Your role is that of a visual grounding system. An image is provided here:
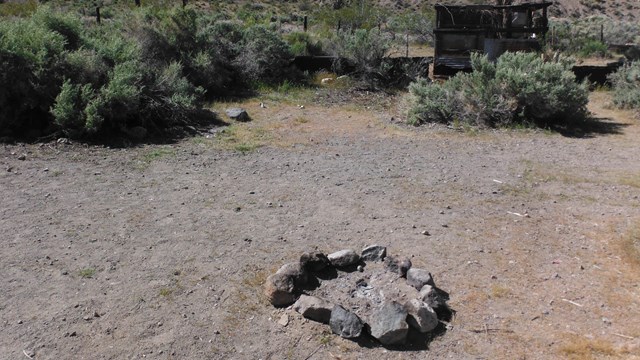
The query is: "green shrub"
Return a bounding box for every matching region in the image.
[407,52,589,128]
[285,31,323,56]
[329,28,390,84]
[235,25,294,84]
[578,39,608,58]
[608,61,640,110]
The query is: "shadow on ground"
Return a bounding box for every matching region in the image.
[551,116,629,138]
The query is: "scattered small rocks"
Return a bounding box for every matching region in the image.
[327,249,360,268]
[329,305,363,339]
[225,108,250,122]
[264,246,452,347]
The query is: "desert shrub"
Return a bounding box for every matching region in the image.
[286,31,323,56]
[387,10,434,46]
[235,25,294,84]
[0,10,67,134]
[329,28,390,84]
[608,61,640,110]
[549,16,640,57]
[578,39,608,58]
[407,52,589,128]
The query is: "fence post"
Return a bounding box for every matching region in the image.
[303,15,308,32]
[182,0,187,7]
[600,24,604,43]
[135,0,140,7]
[96,7,100,24]
[406,32,409,58]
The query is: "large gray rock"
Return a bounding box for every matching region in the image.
[327,249,360,268]
[419,284,447,309]
[276,262,308,288]
[225,108,250,122]
[361,245,386,262]
[384,256,412,277]
[404,299,439,333]
[263,273,296,307]
[329,305,363,338]
[293,295,333,324]
[406,268,435,290]
[370,301,409,345]
[300,251,330,272]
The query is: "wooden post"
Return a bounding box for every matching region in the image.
[303,15,308,32]
[96,7,100,24]
[135,0,140,6]
[182,0,187,7]
[337,19,341,34]
[600,24,604,43]
[406,32,409,58]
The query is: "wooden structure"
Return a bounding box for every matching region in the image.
[433,1,552,76]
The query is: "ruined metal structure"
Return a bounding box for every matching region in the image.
[433,1,552,76]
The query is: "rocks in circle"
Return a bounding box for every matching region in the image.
[293,295,334,324]
[330,305,363,339]
[276,262,308,288]
[225,108,250,122]
[327,249,360,268]
[419,284,448,310]
[406,268,435,290]
[361,245,386,262]
[265,247,452,347]
[370,301,409,345]
[384,256,412,277]
[300,251,330,272]
[263,273,296,307]
[404,299,439,333]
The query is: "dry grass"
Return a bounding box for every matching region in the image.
[559,335,628,359]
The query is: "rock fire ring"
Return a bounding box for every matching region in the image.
[263,245,452,346]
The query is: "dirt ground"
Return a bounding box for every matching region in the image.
[1,90,640,359]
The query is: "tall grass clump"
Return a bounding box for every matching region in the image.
[407,52,589,128]
[608,61,640,110]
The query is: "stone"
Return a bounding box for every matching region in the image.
[419,285,448,309]
[276,262,308,288]
[361,245,386,262]
[225,108,250,122]
[384,256,412,277]
[329,305,363,339]
[404,299,438,333]
[327,249,360,267]
[300,252,330,272]
[263,273,296,307]
[17,154,26,161]
[406,268,435,290]
[278,314,289,327]
[370,301,409,345]
[293,295,333,324]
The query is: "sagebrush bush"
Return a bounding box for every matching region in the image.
[1,4,301,140]
[608,61,640,110]
[407,52,589,128]
[329,28,390,84]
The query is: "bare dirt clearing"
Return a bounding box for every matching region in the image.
[1,91,640,359]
